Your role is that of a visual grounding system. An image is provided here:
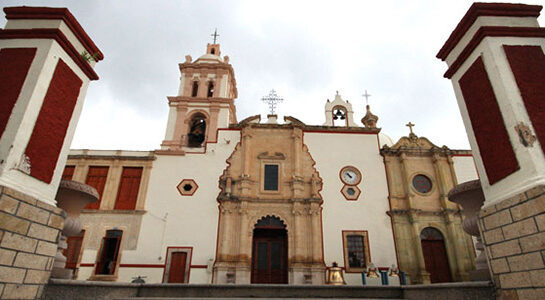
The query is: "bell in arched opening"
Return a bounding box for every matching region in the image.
[187,113,207,147]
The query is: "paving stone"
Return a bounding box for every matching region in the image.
[0,248,16,266]
[0,265,26,283]
[484,209,513,230]
[24,269,50,284]
[491,239,522,258]
[0,194,19,214]
[0,212,30,235]
[502,218,538,240]
[0,232,37,253]
[13,252,49,270]
[35,241,58,257]
[507,252,544,272]
[519,231,545,253]
[27,223,59,242]
[16,202,49,224]
[2,283,39,299]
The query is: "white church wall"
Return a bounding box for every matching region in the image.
[452,155,479,184]
[134,129,240,283]
[304,131,397,285]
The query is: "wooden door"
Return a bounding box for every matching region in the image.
[251,229,287,284]
[168,252,188,283]
[421,228,452,283]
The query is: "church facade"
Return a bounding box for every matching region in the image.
[61,43,478,285]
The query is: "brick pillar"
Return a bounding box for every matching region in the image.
[0,7,102,299]
[437,3,545,299]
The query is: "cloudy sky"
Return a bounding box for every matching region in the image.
[2,1,544,150]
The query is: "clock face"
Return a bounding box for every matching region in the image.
[340,167,361,185]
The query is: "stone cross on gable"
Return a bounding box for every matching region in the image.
[261,89,284,115]
[211,28,219,44]
[406,122,415,134]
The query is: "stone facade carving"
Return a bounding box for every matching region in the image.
[215,122,325,284]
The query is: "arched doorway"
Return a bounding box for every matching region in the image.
[251,216,288,284]
[420,227,452,283]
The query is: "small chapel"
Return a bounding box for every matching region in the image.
[59,42,478,285]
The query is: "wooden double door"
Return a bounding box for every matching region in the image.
[251,228,288,284]
[421,227,452,283]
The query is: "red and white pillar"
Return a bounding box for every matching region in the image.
[0,7,103,205]
[438,3,545,298]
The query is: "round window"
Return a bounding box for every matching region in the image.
[412,175,432,194]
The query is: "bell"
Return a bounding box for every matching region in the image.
[333,115,338,120]
[367,262,379,278]
[327,262,346,285]
[389,264,399,277]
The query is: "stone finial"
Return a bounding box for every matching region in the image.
[185,55,192,63]
[223,56,229,64]
[361,105,378,128]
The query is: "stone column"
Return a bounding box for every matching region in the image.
[0,6,102,299]
[438,3,545,298]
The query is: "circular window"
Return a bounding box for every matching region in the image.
[412,175,432,194]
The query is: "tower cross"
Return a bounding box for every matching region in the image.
[406,122,415,134]
[261,89,284,115]
[211,28,219,44]
[362,90,371,105]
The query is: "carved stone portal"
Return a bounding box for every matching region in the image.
[214,123,325,284]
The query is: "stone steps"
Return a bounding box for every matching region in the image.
[43,279,494,300]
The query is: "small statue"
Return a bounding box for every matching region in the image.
[185,55,192,63]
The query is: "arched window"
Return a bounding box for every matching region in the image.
[187,113,207,147]
[207,81,214,98]
[211,48,216,55]
[191,81,199,97]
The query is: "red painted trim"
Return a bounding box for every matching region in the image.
[0,28,99,80]
[303,129,377,135]
[0,48,37,140]
[444,26,545,79]
[161,246,193,283]
[190,265,208,269]
[79,263,94,267]
[452,153,473,157]
[119,264,164,268]
[437,2,542,60]
[3,6,103,60]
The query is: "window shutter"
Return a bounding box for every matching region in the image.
[84,166,109,209]
[114,167,143,210]
[61,165,75,180]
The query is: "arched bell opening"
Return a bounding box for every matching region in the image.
[251,215,288,284]
[187,113,207,147]
[420,227,452,283]
[332,105,347,127]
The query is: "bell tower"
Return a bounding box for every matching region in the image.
[160,42,238,154]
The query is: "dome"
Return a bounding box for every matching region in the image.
[195,53,223,64]
[379,132,394,147]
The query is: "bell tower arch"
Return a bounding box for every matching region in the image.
[323,92,358,127]
[160,42,238,153]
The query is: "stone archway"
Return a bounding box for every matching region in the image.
[251,216,288,284]
[420,227,452,283]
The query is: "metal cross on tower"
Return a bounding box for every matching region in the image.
[261,89,284,115]
[362,90,371,105]
[211,28,219,44]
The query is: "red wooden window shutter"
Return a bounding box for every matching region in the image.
[84,166,109,209]
[63,230,84,269]
[62,165,75,180]
[114,167,143,210]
